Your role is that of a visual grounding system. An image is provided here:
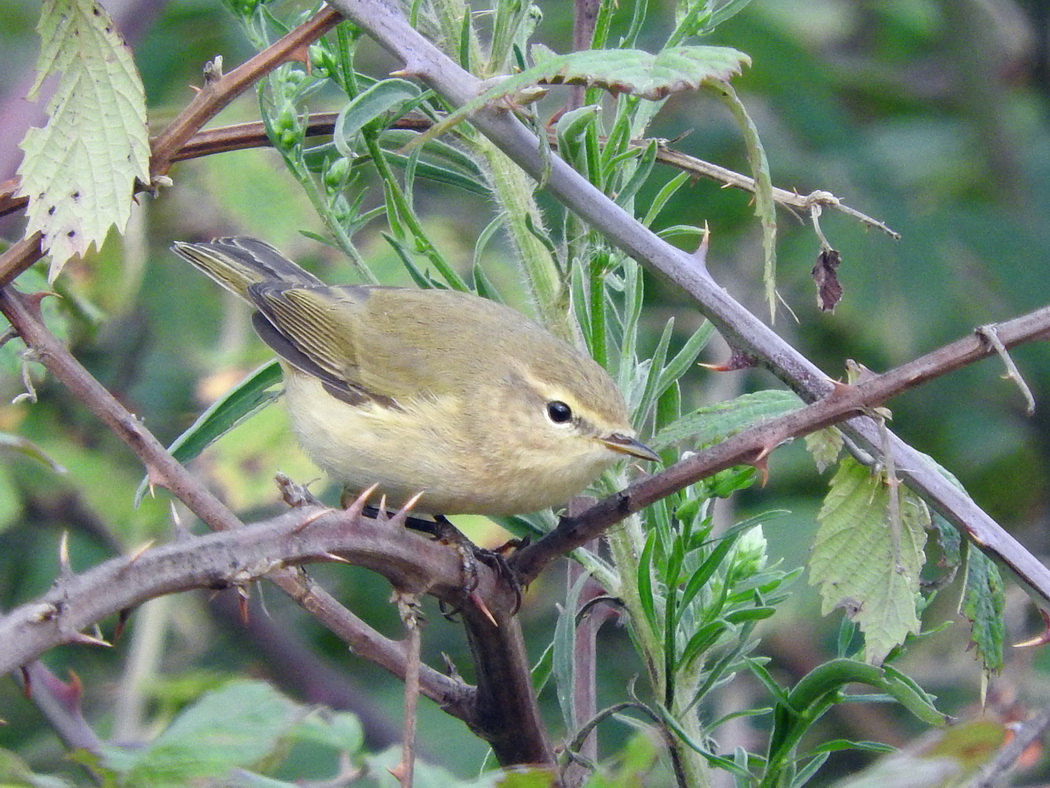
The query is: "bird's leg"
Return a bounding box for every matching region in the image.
[355,500,526,616]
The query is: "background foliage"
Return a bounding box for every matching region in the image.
[3,0,1050,785]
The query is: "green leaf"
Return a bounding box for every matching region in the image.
[379,130,490,196]
[553,573,590,732]
[812,740,896,756]
[809,458,927,665]
[107,680,299,784]
[654,320,714,402]
[789,752,831,788]
[652,390,802,450]
[287,711,364,756]
[134,362,283,506]
[17,0,150,279]
[408,44,749,150]
[0,748,75,787]
[711,81,777,319]
[333,78,420,158]
[0,432,66,473]
[959,544,1005,675]
[637,529,660,636]
[655,704,751,777]
[804,428,843,473]
[642,172,690,227]
[531,44,750,100]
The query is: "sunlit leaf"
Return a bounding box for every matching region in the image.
[17,0,150,279]
[103,681,298,783]
[810,458,927,664]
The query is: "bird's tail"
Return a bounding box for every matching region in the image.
[171,237,324,301]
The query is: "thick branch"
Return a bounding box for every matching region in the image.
[0,506,472,708]
[0,287,474,713]
[325,0,1050,606]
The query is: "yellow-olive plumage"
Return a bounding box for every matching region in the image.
[172,237,658,515]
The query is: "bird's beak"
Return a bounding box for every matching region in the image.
[600,432,661,462]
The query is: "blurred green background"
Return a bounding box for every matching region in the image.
[3,0,1050,783]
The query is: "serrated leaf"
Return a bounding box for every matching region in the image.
[959,544,1005,675]
[530,43,749,99]
[407,43,749,151]
[652,390,802,450]
[17,0,150,280]
[810,458,927,664]
[805,428,843,473]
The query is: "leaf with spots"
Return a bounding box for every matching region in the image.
[16,0,150,280]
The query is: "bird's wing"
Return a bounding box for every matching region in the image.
[248,283,402,409]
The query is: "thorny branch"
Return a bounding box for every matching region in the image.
[3,0,1050,773]
[322,0,1050,607]
[513,305,1050,581]
[0,271,547,764]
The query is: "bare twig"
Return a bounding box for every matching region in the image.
[19,663,103,760]
[976,323,1036,415]
[0,505,469,685]
[654,147,900,238]
[148,6,342,178]
[392,593,422,788]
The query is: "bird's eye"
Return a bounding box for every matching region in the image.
[546,400,573,424]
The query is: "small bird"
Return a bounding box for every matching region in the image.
[172,237,658,517]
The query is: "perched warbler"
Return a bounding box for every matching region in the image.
[172,237,658,516]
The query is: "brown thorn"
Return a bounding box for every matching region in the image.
[388,491,425,529]
[1014,609,1050,648]
[290,508,331,534]
[321,552,353,565]
[343,482,379,521]
[113,608,131,643]
[68,631,112,648]
[698,349,758,373]
[470,591,499,628]
[126,540,155,565]
[751,454,771,487]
